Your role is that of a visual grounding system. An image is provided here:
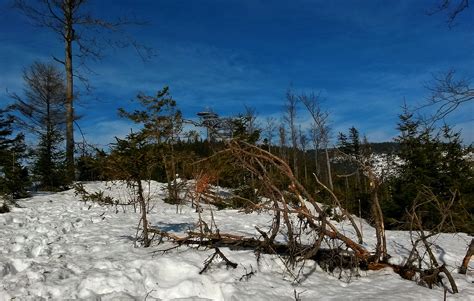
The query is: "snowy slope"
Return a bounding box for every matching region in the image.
[0,182,473,300]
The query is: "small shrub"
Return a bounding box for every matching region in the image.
[217,185,260,210]
[0,195,13,213]
[0,203,10,213]
[73,183,117,205]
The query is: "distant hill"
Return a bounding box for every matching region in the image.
[320,142,400,154]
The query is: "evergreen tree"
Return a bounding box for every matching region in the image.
[438,124,474,233]
[118,87,182,144]
[337,126,361,159]
[337,132,350,154]
[390,106,473,232]
[33,131,65,190]
[119,87,184,204]
[348,126,360,159]
[231,114,261,143]
[77,148,107,181]
[0,108,29,198]
[106,132,157,247]
[335,127,369,216]
[439,124,472,187]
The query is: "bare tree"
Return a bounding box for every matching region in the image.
[363,160,387,262]
[10,61,67,189]
[299,126,308,184]
[429,0,470,26]
[278,124,287,160]
[423,1,473,125]
[309,127,322,177]
[300,92,333,190]
[14,0,152,183]
[284,89,299,178]
[243,105,259,139]
[11,62,66,134]
[263,116,277,151]
[421,70,474,125]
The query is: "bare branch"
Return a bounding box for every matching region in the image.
[427,0,470,26]
[418,70,474,125]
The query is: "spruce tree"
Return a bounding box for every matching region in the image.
[107,132,156,247]
[391,106,473,232]
[337,127,361,159]
[0,108,29,198]
[348,126,361,159]
[118,87,184,204]
[33,130,65,190]
[337,132,350,154]
[391,107,438,223]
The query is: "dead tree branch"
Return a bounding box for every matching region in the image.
[200,247,238,274]
[459,239,473,274]
[405,188,459,293]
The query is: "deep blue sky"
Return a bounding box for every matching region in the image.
[1,0,473,147]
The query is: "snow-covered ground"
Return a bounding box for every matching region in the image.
[0,181,472,300]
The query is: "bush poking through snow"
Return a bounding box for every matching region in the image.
[0,198,10,213]
[73,183,117,205]
[402,187,460,292]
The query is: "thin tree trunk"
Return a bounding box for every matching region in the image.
[64,1,75,183]
[371,185,387,262]
[137,179,150,247]
[355,169,361,190]
[170,143,179,212]
[46,96,52,187]
[314,148,319,176]
[292,148,298,179]
[459,239,473,274]
[325,148,333,190]
[303,151,308,185]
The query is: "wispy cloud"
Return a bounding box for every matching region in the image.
[80,119,140,148]
[2,0,472,146]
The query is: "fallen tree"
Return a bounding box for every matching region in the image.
[148,139,460,294]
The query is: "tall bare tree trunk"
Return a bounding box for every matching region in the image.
[303,152,308,185]
[314,147,319,176]
[64,1,75,183]
[371,184,387,262]
[285,90,298,178]
[293,149,298,179]
[325,148,333,190]
[15,0,152,184]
